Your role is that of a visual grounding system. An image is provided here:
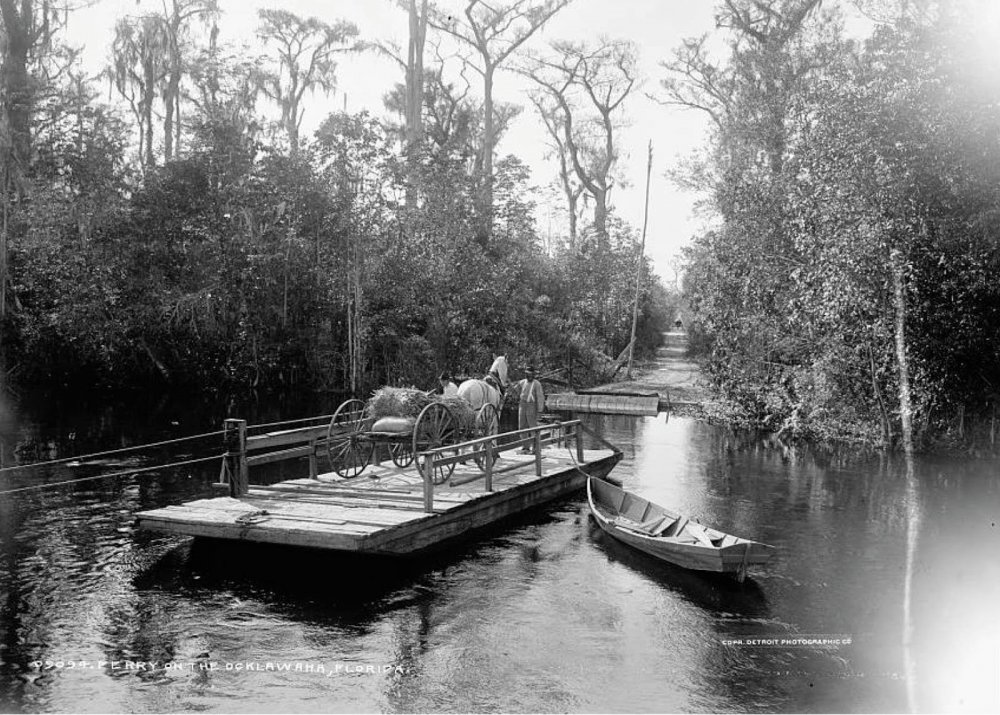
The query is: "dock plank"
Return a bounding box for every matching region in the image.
[164,494,423,527]
[139,507,380,536]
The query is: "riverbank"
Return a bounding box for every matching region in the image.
[610,338,883,445]
[616,333,996,455]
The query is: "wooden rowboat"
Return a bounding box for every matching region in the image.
[587,477,775,580]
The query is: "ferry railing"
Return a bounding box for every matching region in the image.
[416,418,620,513]
[220,415,621,509]
[221,418,337,497]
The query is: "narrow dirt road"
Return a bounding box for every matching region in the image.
[590,331,711,407]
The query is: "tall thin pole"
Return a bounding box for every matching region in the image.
[626,141,653,378]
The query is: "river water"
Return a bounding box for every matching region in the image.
[0,388,997,713]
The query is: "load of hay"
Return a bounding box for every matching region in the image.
[367,387,433,420]
[366,387,477,432]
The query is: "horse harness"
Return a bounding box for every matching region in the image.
[484,371,505,397]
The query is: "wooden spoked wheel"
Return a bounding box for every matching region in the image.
[473,403,499,471]
[388,437,415,468]
[326,399,374,479]
[414,402,457,485]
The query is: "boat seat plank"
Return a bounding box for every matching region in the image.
[610,514,667,537]
[651,517,678,536]
[686,522,717,547]
[666,516,689,537]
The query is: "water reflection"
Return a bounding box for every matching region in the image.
[1,392,998,713]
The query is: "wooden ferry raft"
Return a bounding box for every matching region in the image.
[136,419,621,555]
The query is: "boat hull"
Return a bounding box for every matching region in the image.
[587,478,775,575]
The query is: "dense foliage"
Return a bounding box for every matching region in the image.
[669,0,1000,446]
[0,1,670,396]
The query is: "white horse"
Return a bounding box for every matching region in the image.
[457,355,509,411]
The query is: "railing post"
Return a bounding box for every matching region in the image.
[224,418,248,498]
[484,439,494,492]
[575,423,585,463]
[422,455,435,512]
[533,429,543,475]
[308,437,318,479]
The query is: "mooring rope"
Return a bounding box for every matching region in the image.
[0,454,223,496]
[0,429,227,475]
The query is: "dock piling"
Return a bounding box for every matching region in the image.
[484,440,494,491]
[308,437,319,479]
[422,455,435,513]
[533,431,543,475]
[224,419,248,498]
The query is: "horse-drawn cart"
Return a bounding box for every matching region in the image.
[325,393,500,484]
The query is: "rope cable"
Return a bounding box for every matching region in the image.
[0,428,226,475]
[248,413,335,432]
[0,454,223,496]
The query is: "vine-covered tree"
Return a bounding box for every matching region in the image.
[109,14,169,170]
[158,0,219,160]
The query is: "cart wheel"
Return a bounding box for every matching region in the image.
[388,438,415,468]
[414,402,457,485]
[326,399,373,478]
[473,403,500,471]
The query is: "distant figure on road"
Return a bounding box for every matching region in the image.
[674,319,683,329]
[516,366,545,453]
[439,373,458,397]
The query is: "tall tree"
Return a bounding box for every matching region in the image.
[109,14,169,170]
[1,0,74,322]
[377,0,430,212]
[528,89,582,248]
[157,0,219,161]
[404,0,428,156]
[256,8,359,156]
[526,38,638,250]
[427,0,572,247]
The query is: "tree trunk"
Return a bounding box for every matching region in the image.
[868,342,892,445]
[891,249,914,455]
[478,64,495,247]
[0,190,7,323]
[404,0,427,214]
[567,192,578,249]
[0,0,31,176]
[0,0,33,330]
[287,108,299,158]
[175,92,182,156]
[142,55,156,169]
[593,188,609,249]
[163,70,181,160]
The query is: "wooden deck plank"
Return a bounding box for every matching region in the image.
[237,499,422,526]
[159,495,422,526]
[140,502,393,533]
[139,507,381,535]
[247,485,435,505]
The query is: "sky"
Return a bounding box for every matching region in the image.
[67,0,722,282]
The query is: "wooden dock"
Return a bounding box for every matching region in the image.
[549,330,709,414]
[546,391,660,415]
[136,419,621,555]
